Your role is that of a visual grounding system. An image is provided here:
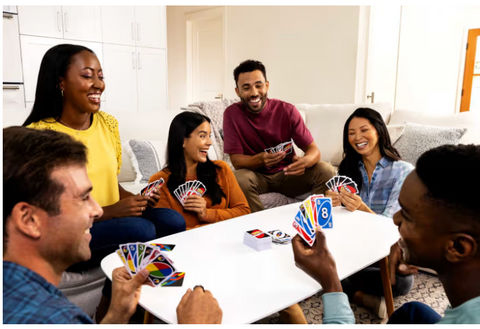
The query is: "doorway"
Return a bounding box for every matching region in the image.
[186,8,225,104]
[460,28,480,112]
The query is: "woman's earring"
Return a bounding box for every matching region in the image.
[61,89,64,97]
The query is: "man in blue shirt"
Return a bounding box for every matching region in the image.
[292,144,480,324]
[3,127,222,324]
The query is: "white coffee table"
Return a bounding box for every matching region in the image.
[101,203,399,324]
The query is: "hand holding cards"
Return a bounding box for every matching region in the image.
[326,175,358,194]
[174,180,206,206]
[141,178,164,197]
[264,139,293,155]
[293,195,333,246]
[116,242,185,287]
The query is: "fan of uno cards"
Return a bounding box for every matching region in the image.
[292,194,333,246]
[116,242,185,287]
[141,178,164,197]
[265,139,293,155]
[326,175,358,194]
[174,180,206,206]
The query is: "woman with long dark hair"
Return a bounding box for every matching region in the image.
[23,44,186,269]
[149,112,250,229]
[327,108,416,319]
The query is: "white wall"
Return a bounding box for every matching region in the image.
[396,5,480,114]
[167,6,221,112]
[167,6,361,110]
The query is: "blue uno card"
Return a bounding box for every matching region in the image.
[315,198,333,229]
[298,204,315,235]
[129,243,139,269]
[294,210,314,238]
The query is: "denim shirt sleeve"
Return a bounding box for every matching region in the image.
[322,292,355,324]
[381,162,414,218]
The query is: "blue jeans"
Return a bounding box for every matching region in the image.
[388,302,442,324]
[69,207,185,271]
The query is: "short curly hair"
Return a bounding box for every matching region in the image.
[233,59,267,87]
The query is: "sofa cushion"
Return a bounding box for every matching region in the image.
[393,122,467,165]
[330,124,406,166]
[296,102,393,163]
[117,142,137,183]
[125,140,165,184]
[389,109,480,145]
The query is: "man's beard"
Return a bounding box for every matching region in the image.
[241,93,267,113]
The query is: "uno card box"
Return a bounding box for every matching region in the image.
[243,229,271,251]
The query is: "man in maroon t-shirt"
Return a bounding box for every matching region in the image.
[223,60,335,214]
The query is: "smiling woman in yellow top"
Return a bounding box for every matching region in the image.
[23,44,185,270]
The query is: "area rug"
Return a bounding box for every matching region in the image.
[253,272,448,324]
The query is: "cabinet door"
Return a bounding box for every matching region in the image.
[134,6,166,49]
[18,6,63,39]
[136,47,167,112]
[101,6,135,46]
[3,14,23,82]
[103,44,138,113]
[3,6,17,14]
[21,36,104,103]
[62,6,102,43]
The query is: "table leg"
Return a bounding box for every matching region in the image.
[379,256,395,317]
[143,310,154,324]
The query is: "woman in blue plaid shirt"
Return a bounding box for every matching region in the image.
[326,108,415,319]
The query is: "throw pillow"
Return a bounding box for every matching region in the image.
[393,123,467,165]
[125,140,165,184]
[330,125,406,166]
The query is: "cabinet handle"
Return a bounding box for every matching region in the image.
[3,13,13,19]
[3,85,20,90]
[64,12,68,32]
[132,52,136,69]
[57,12,61,31]
[138,52,141,69]
[131,22,135,40]
[137,23,140,41]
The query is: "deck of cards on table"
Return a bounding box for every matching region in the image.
[293,195,333,246]
[267,230,292,245]
[264,139,293,154]
[141,178,164,197]
[116,242,186,287]
[174,180,206,206]
[326,175,359,194]
[244,229,272,251]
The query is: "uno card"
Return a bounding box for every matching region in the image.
[128,243,139,269]
[292,219,314,246]
[246,229,270,240]
[144,253,177,286]
[137,243,146,269]
[267,230,292,244]
[298,204,315,234]
[282,140,293,154]
[303,199,316,229]
[161,272,186,287]
[315,198,333,229]
[120,244,137,275]
[116,249,126,265]
[150,243,176,252]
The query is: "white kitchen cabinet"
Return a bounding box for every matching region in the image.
[3,6,17,14]
[18,6,101,42]
[134,6,166,49]
[101,6,135,46]
[103,44,138,113]
[61,6,102,42]
[136,47,167,112]
[20,35,104,103]
[18,6,63,39]
[3,85,27,126]
[3,13,23,83]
